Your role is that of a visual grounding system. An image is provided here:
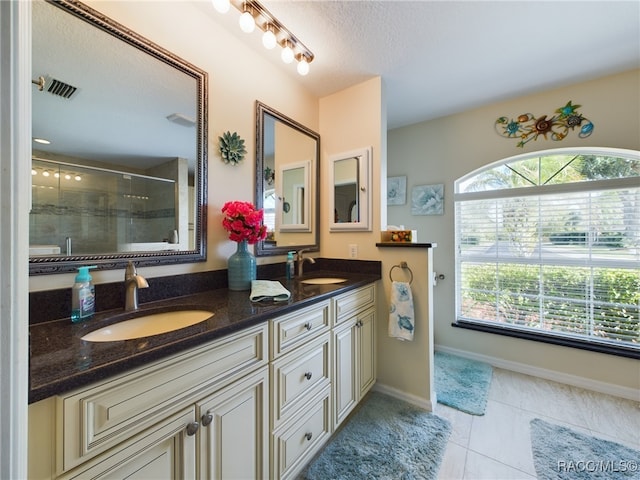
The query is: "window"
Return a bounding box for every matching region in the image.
[455,148,639,357]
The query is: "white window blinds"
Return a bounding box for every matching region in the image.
[456,183,639,348]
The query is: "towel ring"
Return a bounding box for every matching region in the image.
[389,261,413,285]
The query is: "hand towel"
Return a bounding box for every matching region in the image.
[388,281,415,341]
[250,280,291,302]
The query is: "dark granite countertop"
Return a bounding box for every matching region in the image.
[29,271,380,403]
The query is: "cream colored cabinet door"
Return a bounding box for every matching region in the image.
[333,318,357,427]
[197,366,269,480]
[333,306,376,428]
[357,307,376,397]
[58,407,197,480]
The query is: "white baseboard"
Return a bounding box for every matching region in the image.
[435,345,639,402]
[372,383,435,411]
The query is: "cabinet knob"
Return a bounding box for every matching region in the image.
[304,322,313,331]
[185,422,199,436]
[356,320,363,328]
[201,413,213,427]
[304,432,313,441]
[304,371,313,380]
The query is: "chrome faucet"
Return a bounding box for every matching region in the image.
[124,261,149,311]
[297,249,316,277]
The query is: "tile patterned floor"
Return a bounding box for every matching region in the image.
[435,368,640,479]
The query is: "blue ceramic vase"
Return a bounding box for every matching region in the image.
[227,240,256,291]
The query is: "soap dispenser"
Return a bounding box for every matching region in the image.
[71,266,97,323]
[286,251,295,280]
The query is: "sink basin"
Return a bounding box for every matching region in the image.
[300,277,347,285]
[81,310,214,342]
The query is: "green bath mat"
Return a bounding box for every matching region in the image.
[434,351,493,415]
[299,392,451,479]
[530,418,640,479]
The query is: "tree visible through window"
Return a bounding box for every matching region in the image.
[455,148,640,353]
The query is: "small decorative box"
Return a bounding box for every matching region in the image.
[381,230,417,243]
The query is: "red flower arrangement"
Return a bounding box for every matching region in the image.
[221,201,267,244]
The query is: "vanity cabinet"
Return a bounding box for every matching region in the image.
[333,284,376,427]
[269,300,333,480]
[28,281,378,480]
[29,323,268,479]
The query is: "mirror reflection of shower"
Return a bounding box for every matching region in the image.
[30,157,182,255]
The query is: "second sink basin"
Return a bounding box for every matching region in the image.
[81,310,214,342]
[300,277,347,285]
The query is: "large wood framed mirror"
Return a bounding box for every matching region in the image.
[255,102,320,256]
[29,0,207,275]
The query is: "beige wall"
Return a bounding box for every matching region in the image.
[387,69,640,394]
[319,78,439,407]
[29,0,319,291]
[318,76,385,260]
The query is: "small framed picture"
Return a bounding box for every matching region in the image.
[387,176,407,205]
[411,184,444,215]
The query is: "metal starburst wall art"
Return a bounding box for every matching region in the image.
[495,101,594,148]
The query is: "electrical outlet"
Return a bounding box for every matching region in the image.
[349,244,358,258]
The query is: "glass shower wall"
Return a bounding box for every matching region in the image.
[30,158,177,255]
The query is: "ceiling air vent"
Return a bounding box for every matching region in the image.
[46,78,77,99]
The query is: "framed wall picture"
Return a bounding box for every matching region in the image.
[387,176,407,205]
[411,183,444,215]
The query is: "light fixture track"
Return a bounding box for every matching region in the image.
[214,0,314,74]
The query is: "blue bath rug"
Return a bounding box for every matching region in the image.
[434,351,493,415]
[299,391,451,480]
[530,418,640,479]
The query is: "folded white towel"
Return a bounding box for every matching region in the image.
[250,280,291,302]
[388,281,415,341]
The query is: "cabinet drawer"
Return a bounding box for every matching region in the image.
[334,283,376,325]
[271,332,331,429]
[57,323,268,473]
[271,387,331,480]
[270,300,330,359]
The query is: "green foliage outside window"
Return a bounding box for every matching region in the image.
[462,264,639,344]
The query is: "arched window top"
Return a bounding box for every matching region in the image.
[456,147,639,194]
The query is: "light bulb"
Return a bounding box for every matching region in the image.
[54,172,60,179]
[211,0,230,13]
[239,11,255,33]
[281,42,294,64]
[297,56,309,76]
[64,174,71,180]
[74,175,82,181]
[262,28,277,49]
[31,169,37,176]
[42,170,50,177]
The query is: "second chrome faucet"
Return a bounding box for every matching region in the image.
[296,249,316,277]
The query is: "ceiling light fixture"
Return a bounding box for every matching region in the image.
[33,137,51,145]
[296,53,310,76]
[211,0,230,14]
[238,2,256,33]
[281,40,294,64]
[262,24,277,50]
[213,0,314,75]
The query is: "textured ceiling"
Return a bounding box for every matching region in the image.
[213,0,640,129]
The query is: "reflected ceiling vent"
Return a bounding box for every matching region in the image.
[46,77,78,99]
[166,113,196,127]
